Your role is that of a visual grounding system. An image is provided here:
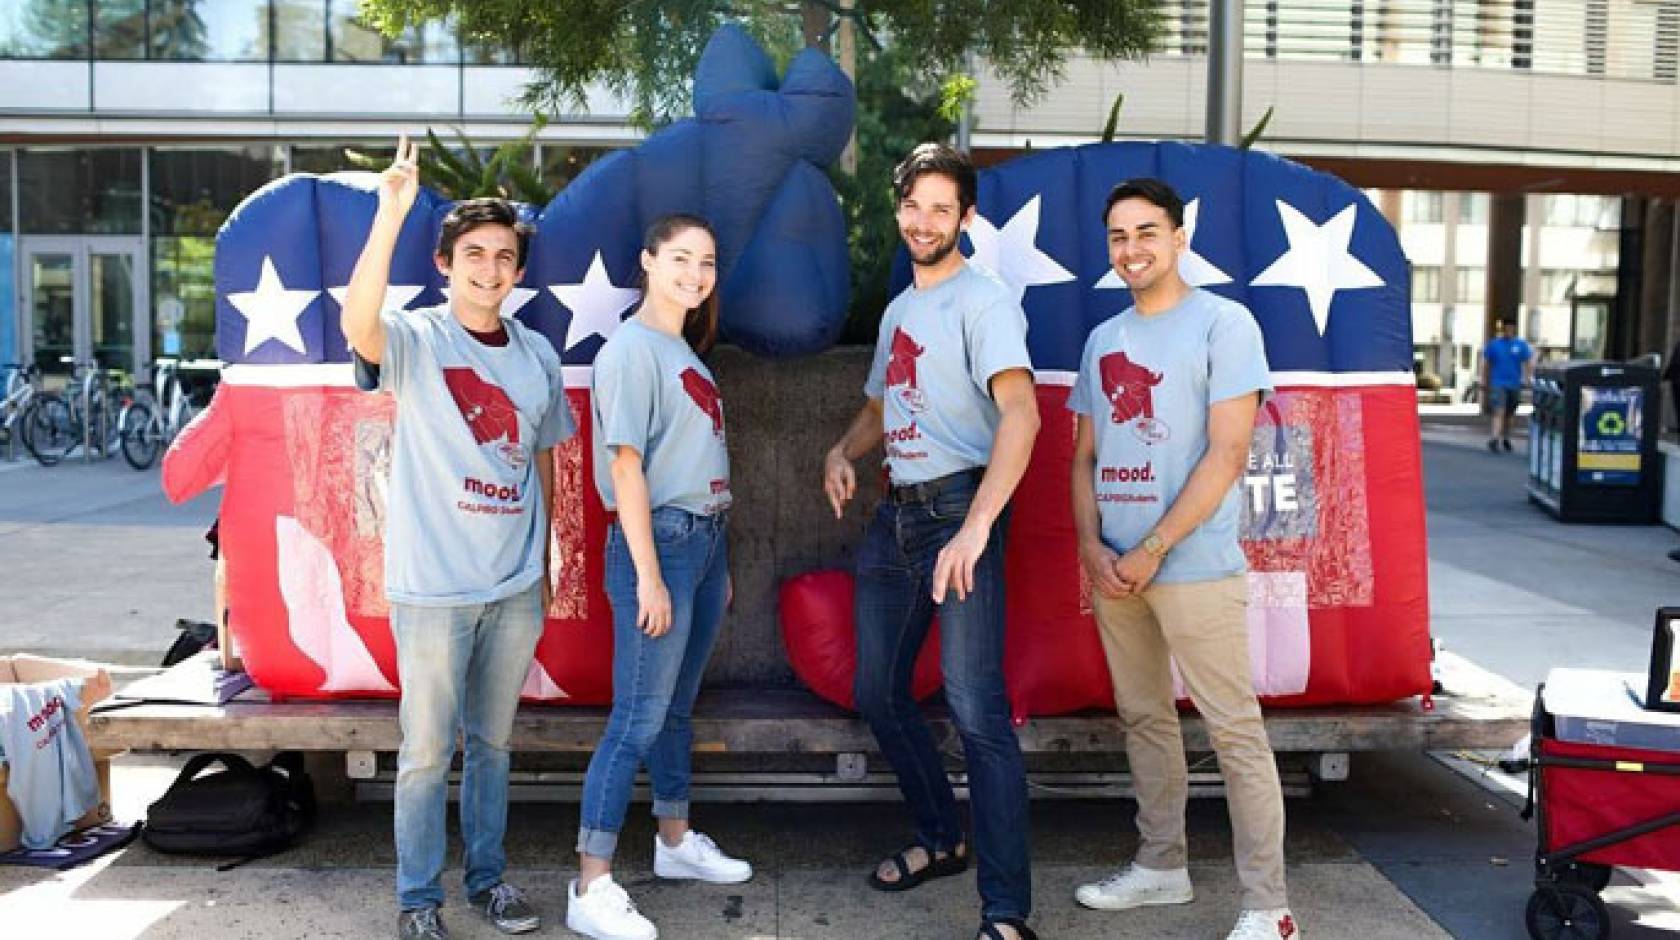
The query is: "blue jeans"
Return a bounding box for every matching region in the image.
[853,475,1031,922]
[577,507,729,858]
[391,580,544,912]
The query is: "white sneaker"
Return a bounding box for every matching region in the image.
[1227,908,1303,940]
[1074,863,1195,910]
[653,830,754,884]
[565,876,657,940]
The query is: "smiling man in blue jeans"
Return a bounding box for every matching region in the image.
[822,143,1042,940]
[343,138,573,940]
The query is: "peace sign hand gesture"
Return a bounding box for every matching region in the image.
[377,134,421,219]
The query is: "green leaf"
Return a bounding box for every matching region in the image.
[342,149,385,172]
[425,127,475,189]
[937,73,978,124]
[1100,92,1124,144]
[1241,106,1274,150]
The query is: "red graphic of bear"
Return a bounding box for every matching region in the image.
[1099,351,1163,425]
[443,366,522,454]
[681,367,725,436]
[884,327,925,390]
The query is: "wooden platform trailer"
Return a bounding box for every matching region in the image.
[87,653,1533,803]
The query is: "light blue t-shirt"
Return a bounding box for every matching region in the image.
[1068,289,1272,584]
[372,305,574,606]
[1483,336,1533,389]
[0,679,101,850]
[591,317,732,516]
[865,263,1033,485]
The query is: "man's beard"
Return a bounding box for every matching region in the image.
[905,228,961,267]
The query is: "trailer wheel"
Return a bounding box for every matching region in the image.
[1555,862,1612,893]
[1526,885,1610,940]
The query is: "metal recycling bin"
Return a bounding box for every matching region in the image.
[1527,360,1663,523]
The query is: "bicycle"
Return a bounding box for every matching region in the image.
[119,358,199,470]
[26,358,125,466]
[0,362,42,459]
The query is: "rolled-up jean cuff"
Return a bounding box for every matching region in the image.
[577,827,620,859]
[652,799,689,820]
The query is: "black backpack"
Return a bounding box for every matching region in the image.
[142,752,316,869]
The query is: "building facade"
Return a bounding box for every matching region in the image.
[4,0,1679,396]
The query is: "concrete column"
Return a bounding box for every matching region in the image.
[1440,193,1461,384]
[1612,196,1646,360]
[1638,198,1673,358]
[1486,193,1526,339]
[1375,189,1403,228]
[1669,208,1680,360]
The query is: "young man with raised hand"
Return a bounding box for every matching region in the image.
[1068,178,1301,940]
[342,136,573,940]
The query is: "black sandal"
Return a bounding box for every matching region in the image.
[977,919,1038,940]
[865,842,969,892]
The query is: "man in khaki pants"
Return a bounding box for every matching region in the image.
[1067,178,1300,940]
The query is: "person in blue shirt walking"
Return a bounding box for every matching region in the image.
[1481,320,1533,453]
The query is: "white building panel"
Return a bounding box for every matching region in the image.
[92,63,268,113]
[1359,67,1452,144]
[0,62,88,111]
[272,65,459,116]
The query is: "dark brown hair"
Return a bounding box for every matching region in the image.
[437,197,534,269]
[642,213,720,355]
[1103,178,1186,229]
[892,142,977,214]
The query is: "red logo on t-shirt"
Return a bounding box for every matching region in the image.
[443,367,526,471]
[885,327,925,390]
[1099,351,1170,444]
[884,327,928,412]
[680,367,725,437]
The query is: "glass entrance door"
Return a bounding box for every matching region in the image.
[19,237,147,381]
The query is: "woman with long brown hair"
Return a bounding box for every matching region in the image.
[567,214,748,940]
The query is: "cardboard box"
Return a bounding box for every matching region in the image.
[0,654,118,853]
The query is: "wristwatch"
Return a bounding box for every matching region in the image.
[1140,532,1169,559]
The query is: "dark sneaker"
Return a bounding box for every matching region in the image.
[398,906,449,940]
[1501,438,1513,452]
[470,882,541,935]
[1487,438,1500,453]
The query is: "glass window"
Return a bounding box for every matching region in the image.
[1538,269,1576,304]
[153,236,219,361]
[1544,195,1578,227]
[18,149,143,235]
[273,0,325,61]
[330,5,456,63]
[1455,267,1485,304]
[1457,193,1489,225]
[149,147,284,236]
[1,0,89,58]
[464,40,520,65]
[539,144,612,194]
[1412,265,1441,303]
[94,0,146,59]
[290,142,392,175]
[150,0,267,61]
[1403,191,1443,224]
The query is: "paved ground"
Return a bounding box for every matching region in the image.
[1,421,1678,938]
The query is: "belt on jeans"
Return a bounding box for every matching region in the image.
[887,467,984,505]
[603,509,727,526]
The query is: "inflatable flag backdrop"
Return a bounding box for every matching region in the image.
[162,25,854,702]
[164,17,1430,712]
[781,142,1433,716]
